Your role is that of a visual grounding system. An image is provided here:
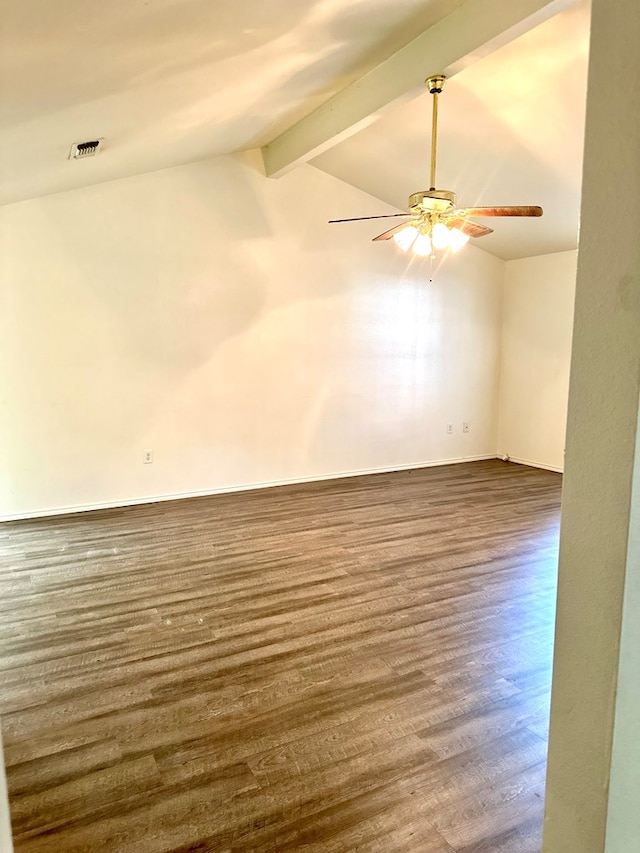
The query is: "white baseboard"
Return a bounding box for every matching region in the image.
[0,454,497,522]
[504,455,564,474]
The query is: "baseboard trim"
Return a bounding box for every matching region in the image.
[505,455,564,474]
[1,454,497,522]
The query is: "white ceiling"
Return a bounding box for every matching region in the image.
[0,0,461,205]
[313,0,591,260]
[0,0,590,260]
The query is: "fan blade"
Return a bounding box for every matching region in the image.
[453,205,543,218]
[328,213,411,223]
[448,218,493,238]
[372,221,416,241]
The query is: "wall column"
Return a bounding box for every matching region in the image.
[542,0,640,850]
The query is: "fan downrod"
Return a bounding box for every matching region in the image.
[425,75,447,190]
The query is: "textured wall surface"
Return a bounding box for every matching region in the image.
[498,250,576,471]
[543,0,640,849]
[0,152,503,518]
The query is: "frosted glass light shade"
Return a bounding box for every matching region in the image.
[449,227,470,252]
[412,233,432,256]
[432,222,451,250]
[393,225,418,252]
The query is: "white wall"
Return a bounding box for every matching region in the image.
[0,727,11,853]
[543,0,640,848]
[605,422,640,852]
[497,250,577,472]
[0,152,504,518]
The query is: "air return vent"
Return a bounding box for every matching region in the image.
[69,139,103,160]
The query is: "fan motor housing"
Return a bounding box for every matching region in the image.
[409,189,456,213]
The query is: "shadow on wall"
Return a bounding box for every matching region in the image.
[47,157,273,372]
[1,146,503,513]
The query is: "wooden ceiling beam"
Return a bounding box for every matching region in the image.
[262,0,573,177]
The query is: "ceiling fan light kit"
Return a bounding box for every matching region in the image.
[393,225,420,252]
[329,75,543,261]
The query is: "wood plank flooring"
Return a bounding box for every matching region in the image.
[0,460,561,852]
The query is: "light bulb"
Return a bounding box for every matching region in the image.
[393,225,418,252]
[448,227,470,252]
[432,222,451,250]
[412,232,432,256]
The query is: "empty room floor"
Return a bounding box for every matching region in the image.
[0,460,561,852]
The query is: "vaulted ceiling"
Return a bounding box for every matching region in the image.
[0,0,590,259]
[314,1,590,259]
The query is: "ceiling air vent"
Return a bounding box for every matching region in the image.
[69,139,103,160]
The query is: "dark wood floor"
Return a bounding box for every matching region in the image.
[0,460,561,852]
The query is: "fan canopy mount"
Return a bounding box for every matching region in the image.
[409,189,457,214]
[426,75,446,95]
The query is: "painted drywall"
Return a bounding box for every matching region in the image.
[497,250,577,472]
[605,410,640,852]
[543,0,640,849]
[0,727,12,853]
[0,151,504,518]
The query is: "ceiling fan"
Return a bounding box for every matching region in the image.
[329,75,543,256]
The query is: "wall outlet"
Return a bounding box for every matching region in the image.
[143,449,153,464]
[463,422,470,433]
[446,423,454,434]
